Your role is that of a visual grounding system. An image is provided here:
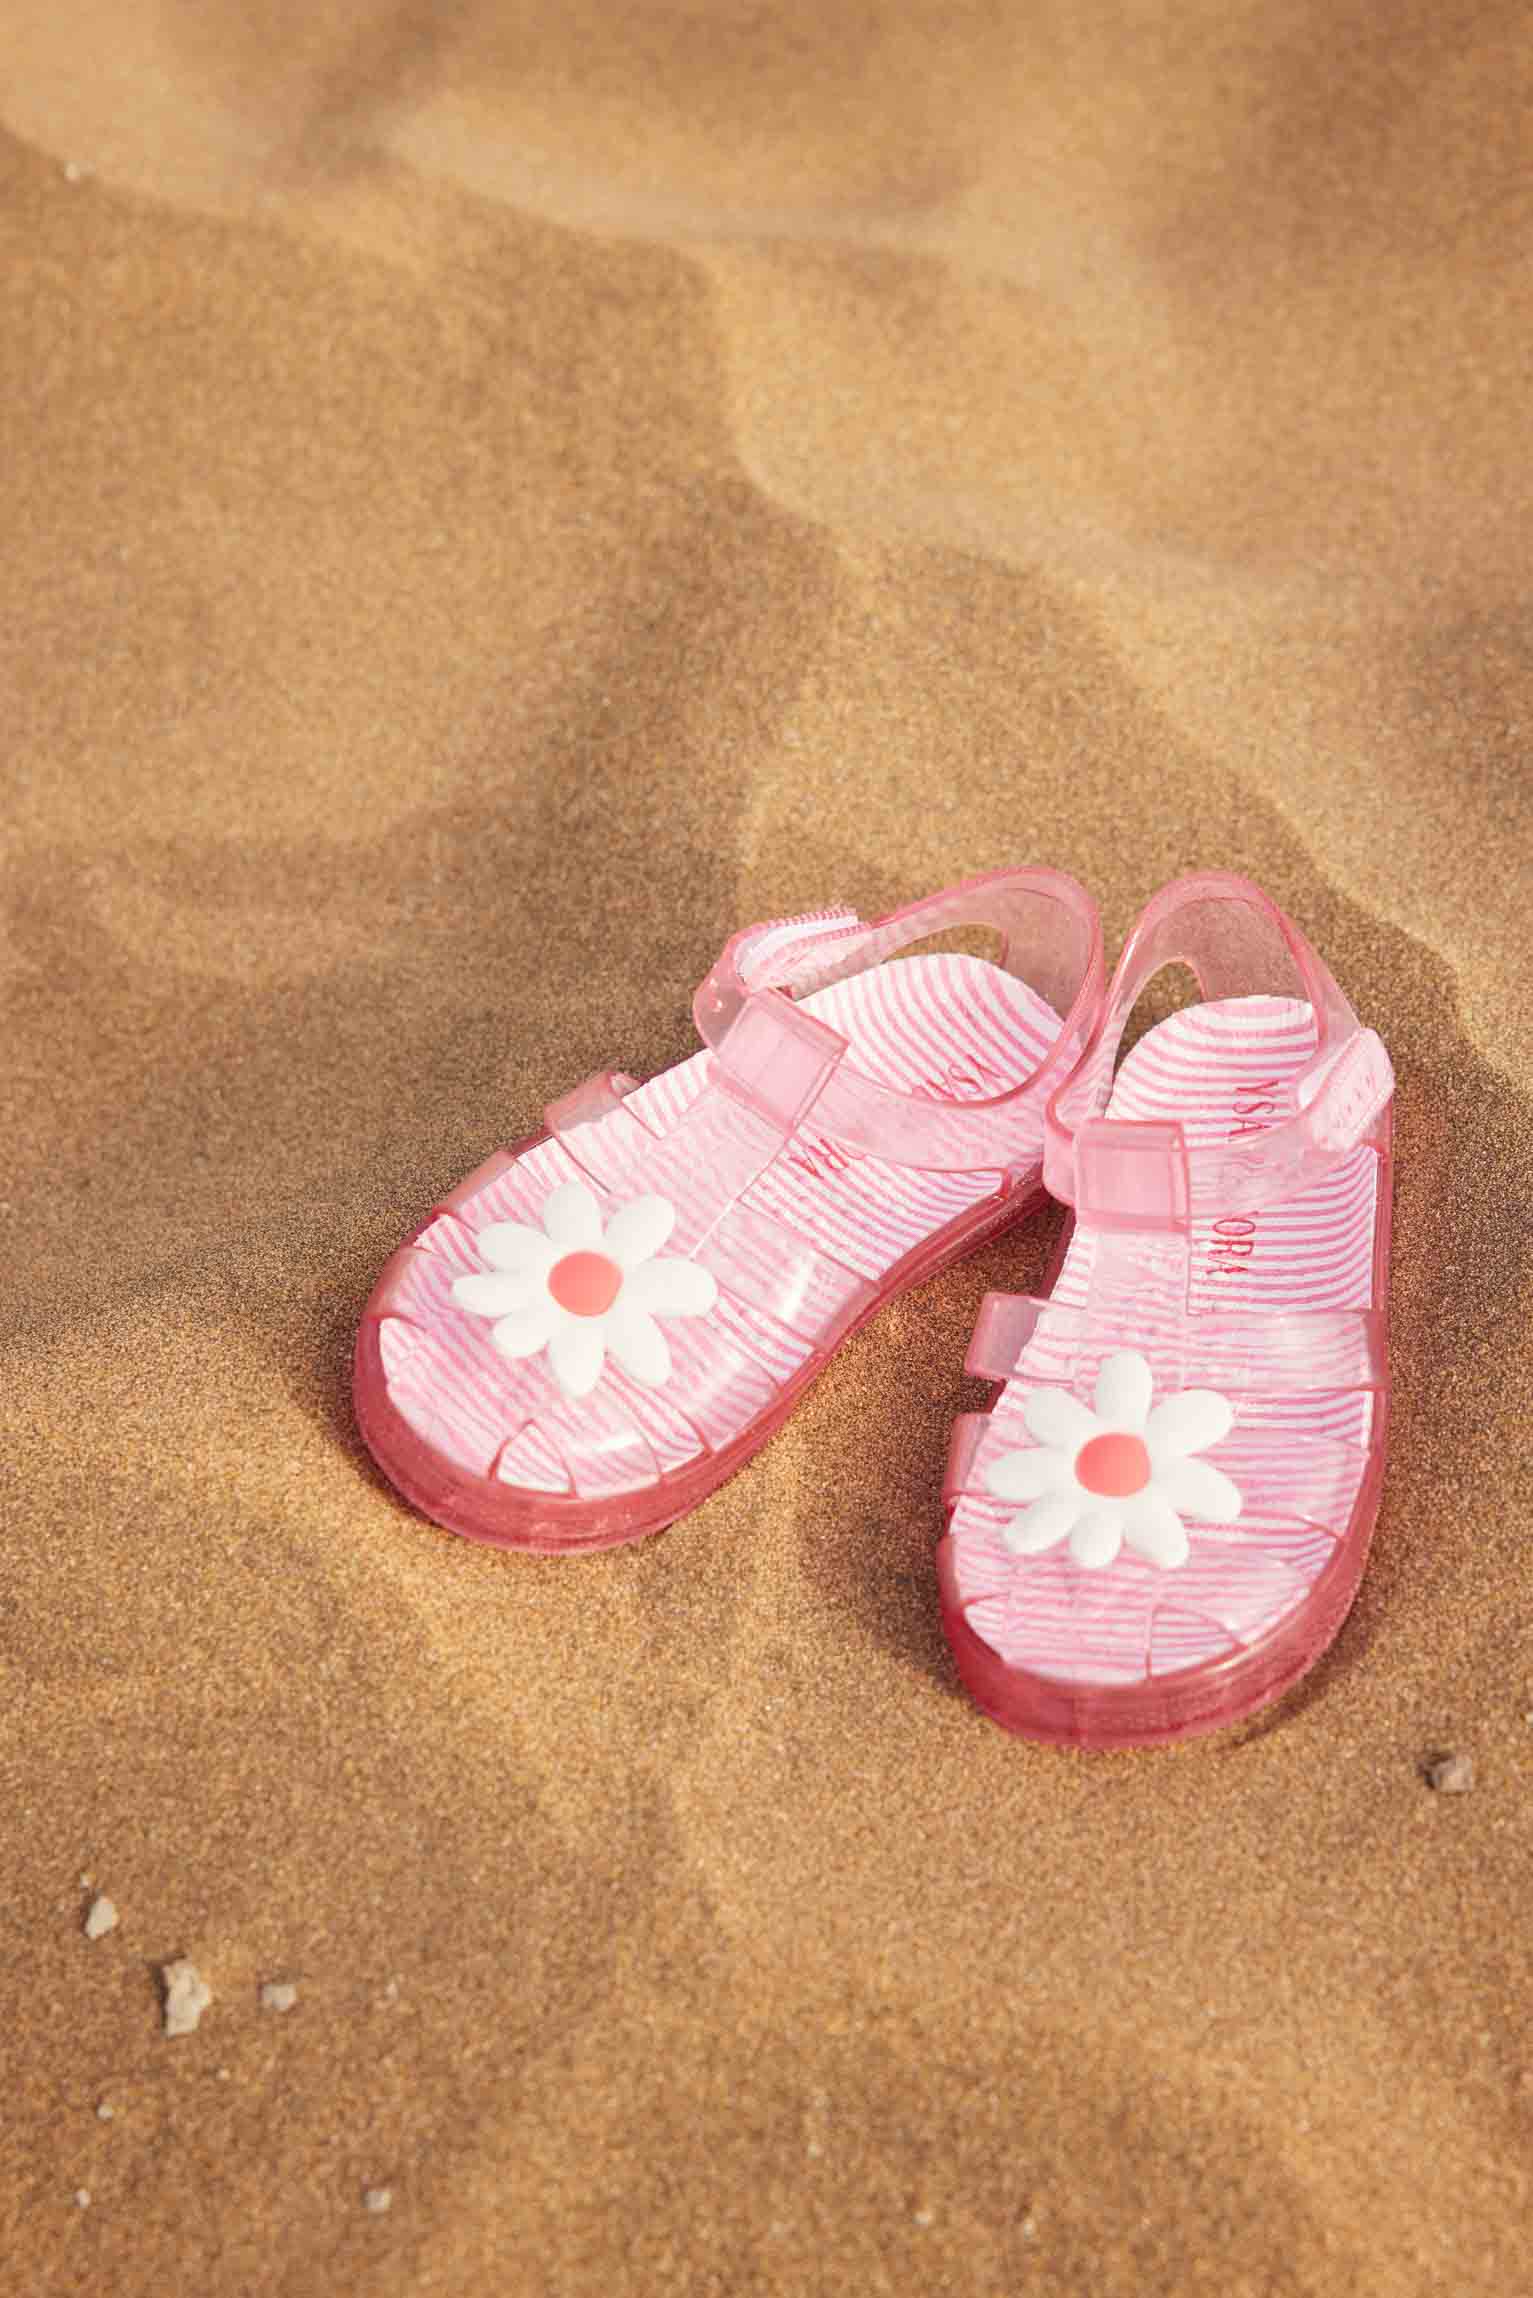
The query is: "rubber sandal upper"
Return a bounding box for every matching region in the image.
[360,869,1103,1528]
[944,873,1395,1727]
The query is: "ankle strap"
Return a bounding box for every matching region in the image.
[692,869,1104,1174]
[1042,874,1392,1227]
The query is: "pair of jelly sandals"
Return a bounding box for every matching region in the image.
[355,870,1394,1749]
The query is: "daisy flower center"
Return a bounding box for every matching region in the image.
[1074,1431,1152,1499]
[547,1250,623,1318]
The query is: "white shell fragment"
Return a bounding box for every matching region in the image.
[160,1959,213,2037]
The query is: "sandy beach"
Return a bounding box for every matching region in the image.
[2,5,1531,2292]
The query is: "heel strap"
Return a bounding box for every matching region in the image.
[1042,874,1393,1227]
[691,870,1104,1175]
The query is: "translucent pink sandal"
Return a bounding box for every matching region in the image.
[355,871,1103,1552]
[940,873,1394,1747]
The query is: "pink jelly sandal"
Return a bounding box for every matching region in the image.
[940,873,1395,1747]
[355,870,1103,1552]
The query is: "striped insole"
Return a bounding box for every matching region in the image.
[376,953,1064,1496]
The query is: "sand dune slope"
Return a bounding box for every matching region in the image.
[2,8,1531,2294]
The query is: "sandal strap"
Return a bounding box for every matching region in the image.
[692,869,1104,1175]
[966,1292,1386,1394]
[543,1069,641,1143]
[1042,873,1393,1225]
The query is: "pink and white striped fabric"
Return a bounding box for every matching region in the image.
[946,994,1389,1696]
[371,950,1064,1505]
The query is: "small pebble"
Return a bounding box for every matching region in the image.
[1426,1753,1475,1794]
[260,1981,299,2014]
[160,1959,213,2037]
[63,162,83,184]
[363,2186,393,2215]
[83,1895,118,1941]
[96,2103,115,2122]
[913,2207,935,2228]
[75,2189,91,2209]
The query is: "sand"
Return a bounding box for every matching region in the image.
[2,5,1531,2293]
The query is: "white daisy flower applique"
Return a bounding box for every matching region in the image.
[984,1349,1242,1571]
[450,1180,718,1400]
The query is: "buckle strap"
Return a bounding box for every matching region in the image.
[1044,1026,1392,1226]
[1294,1029,1394,1150]
[695,909,870,1044]
[1042,873,1392,1227]
[710,986,1041,1171]
[712,993,848,1133]
[693,871,1106,1175]
[731,908,867,995]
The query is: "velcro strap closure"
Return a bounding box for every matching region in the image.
[732,908,866,994]
[1296,1029,1394,1152]
[694,911,865,1054]
[712,990,848,1132]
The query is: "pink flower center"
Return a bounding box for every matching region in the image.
[547,1250,622,1318]
[1075,1431,1152,1498]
